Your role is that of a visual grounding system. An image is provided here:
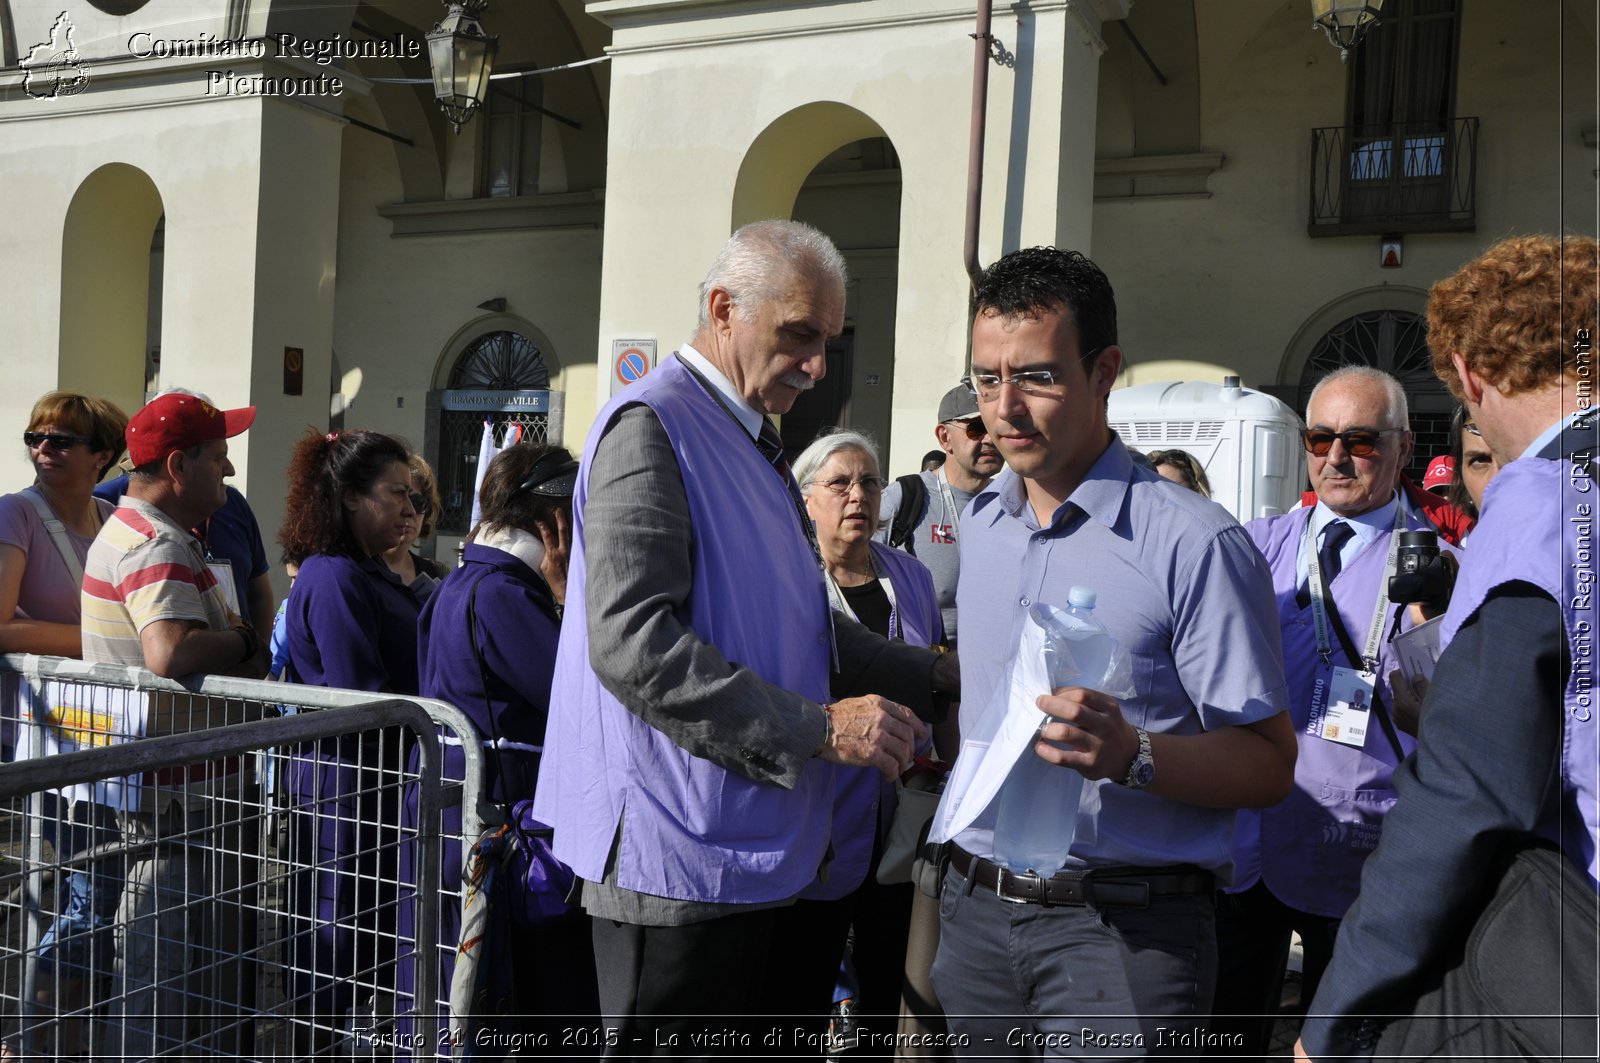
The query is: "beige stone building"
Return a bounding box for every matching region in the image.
[1,0,1593,572]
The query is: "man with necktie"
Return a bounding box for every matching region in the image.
[533,219,957,1054]
[1210,366,1458,1059]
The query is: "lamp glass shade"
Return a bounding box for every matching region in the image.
[1312,0,1385,58]
[426,4,498,131]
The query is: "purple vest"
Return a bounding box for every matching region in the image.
[802,542,941,900]
[1238,503,1444,917]
[1442,457,1599,892]
[532,356,837,904]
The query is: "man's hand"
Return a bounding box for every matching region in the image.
[1032,686,1140,781]
[818,695,926,779]
[537,508,572,606]
[1388,667,1430,737]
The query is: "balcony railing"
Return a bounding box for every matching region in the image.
[1309,117,1478,236]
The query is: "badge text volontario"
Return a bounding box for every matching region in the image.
[127,32,421,97]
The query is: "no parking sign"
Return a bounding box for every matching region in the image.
[610,338,657,396]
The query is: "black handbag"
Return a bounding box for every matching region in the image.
[1377,841,1598,1062]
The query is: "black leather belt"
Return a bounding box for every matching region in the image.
[950,846,1213,908]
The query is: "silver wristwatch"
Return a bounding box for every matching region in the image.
[1122,727,1155,789]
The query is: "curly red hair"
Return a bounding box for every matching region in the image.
[1428,234,1599,401]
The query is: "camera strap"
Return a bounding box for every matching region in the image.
[1304,505,1408,762]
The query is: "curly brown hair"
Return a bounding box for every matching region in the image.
[278,430,412,562]
[408,454,442,540]
[1427,234,1599,401]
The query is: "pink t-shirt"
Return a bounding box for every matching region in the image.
[0,490,113,625]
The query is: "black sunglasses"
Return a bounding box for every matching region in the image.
[1301,427,1405,458]
[408,491,431,516]
[944,417,989,441]
[23,431,92,450]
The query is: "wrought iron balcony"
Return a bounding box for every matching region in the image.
[1309,117,1478,236]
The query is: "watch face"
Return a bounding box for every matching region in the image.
[1132,759,1155,787]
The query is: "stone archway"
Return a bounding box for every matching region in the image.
[59,162,164,420]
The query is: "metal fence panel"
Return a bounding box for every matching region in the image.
[0,655,489,1061]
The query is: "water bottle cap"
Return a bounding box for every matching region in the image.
[1067,586,1097,609]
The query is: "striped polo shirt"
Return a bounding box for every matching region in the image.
[81,496,234,669]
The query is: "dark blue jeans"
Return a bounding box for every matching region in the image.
[930,864,1217,1060]
[35,793,124,980]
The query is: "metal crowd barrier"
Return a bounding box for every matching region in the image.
[0,654,489,1061]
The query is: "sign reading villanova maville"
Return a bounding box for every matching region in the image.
[441,390,552,413]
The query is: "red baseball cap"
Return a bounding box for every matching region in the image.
[126,393,256,467]
[1423,454,1455,495]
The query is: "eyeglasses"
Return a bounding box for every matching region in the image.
[807,475,886,497]
[1301,427,1406,458]
[408,491,431,516]
[962,349,1102,401]
[944,417,989,441]
[23,431,92,451]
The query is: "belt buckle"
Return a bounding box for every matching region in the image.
[993,865,1040,904]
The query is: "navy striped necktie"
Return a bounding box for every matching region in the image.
[1321,520,1355,582]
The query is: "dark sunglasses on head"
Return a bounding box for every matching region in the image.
[408,491,431,516]
[1301,427,1405,458]
[23,431,92,450]
[945,417,988,441]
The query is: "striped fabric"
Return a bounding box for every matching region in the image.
[81,498,232,672]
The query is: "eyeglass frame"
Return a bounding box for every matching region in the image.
[1301,426,1407,458]
[23,431,94,451]
[804,475,887,497]
[961,346,1106,400]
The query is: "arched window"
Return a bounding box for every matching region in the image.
[448,330,550,389]
[434,330,558,535]
[1298,309,1452,480]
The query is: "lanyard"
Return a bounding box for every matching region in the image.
[1304,501,1405,669]
[934,467,961,540]
[822,552,901,641]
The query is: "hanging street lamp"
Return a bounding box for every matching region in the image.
[426,0,498,133]
[1311,0,1385,63]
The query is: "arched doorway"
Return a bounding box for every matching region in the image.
[1297,308,1452,480]
[60,163,164,419]
[732,105,902,460]
[427,318,564,536]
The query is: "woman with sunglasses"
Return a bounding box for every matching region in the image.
[277,429,422,1039]
[382,453,446,602]
[404,443,595,1049]
[0,393,128,657]
[776,430,943,1048]
[0,392,127,1059]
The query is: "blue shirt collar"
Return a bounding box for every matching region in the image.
[1308,490,1400,551]
[981,434,1133,532]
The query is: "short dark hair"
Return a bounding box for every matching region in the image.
[971,247,1118,365]
[1446,405,1478,520]
[279,430,412,561]
[476,444,573,538]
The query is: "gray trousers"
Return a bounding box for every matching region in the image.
[930,865,1218,1061]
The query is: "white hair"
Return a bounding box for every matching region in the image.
[793,429,881,494]
[696,219,848,331]
[1307,365,1409,429]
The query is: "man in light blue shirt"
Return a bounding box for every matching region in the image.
[930,247,1295,1058]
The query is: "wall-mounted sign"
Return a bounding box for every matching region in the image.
[440,389,552,413]
[610,338,657,397]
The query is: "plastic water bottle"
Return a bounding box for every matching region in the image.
[991,587,1117,875]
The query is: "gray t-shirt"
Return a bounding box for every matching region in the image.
[876,470,975,643]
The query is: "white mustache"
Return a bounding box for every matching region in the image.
[780,372,815,392]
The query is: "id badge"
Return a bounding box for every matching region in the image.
[206,558,241,618]
[1306,664,1375,749]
